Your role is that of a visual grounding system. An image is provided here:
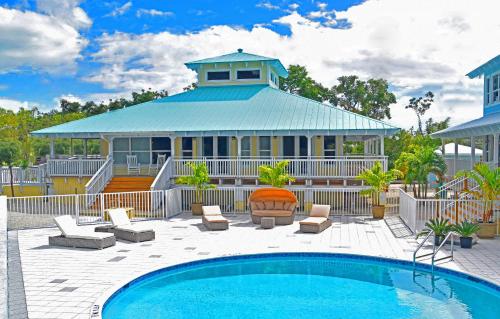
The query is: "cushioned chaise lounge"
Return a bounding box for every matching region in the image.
[49,215,116,249]
[202,205,229,230]
[299,204,332,233]
[108,208,155,242]
[249,188,298,225]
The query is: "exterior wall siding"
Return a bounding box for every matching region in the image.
[2,185,45,197]
[51,177,91,195]
[100,139,109,157]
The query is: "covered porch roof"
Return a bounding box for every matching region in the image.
[32,84,399,139]
[431,112,500,139]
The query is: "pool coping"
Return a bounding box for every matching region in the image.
[90,252,500,318]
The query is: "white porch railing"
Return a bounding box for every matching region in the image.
[151,157,173,191]
[445,158,498,177]
[173,156,387,179]
[47,159,106,177]
[0,165,46,185]
[85,158,113,194]
[399,188,499,234]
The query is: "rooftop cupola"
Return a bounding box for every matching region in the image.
[185,49,288,88]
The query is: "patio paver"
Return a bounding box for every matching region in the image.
[8,214,500,319]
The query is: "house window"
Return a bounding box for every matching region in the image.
[492,74,499,104]
[217,137,229,157]
[202,137,214,157]
[241,137,251,158]
[113,137,152,164]
[207,71,230,81]
[182,137,193,159]
[299,136,308,157]
[324,136,336,158]
[151,137,171,164]
[237,69,260,80]
[259,136,271,158]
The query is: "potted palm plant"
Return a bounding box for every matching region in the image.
[356,161,401,219]
[453,220,480,249]
[176,162,215,215]
[456,163,500,238]
[258,160,295,188]
[417,217,452,246]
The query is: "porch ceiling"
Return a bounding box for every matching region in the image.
[431,112,500,139]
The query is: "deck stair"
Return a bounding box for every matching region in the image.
[92,176,155,212]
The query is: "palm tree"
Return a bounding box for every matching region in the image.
[456,163,500,223]
[258,160,295,188]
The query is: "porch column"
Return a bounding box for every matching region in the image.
[236,136,242,157]
[306,135,312,184]
[213,136,218,159]
[170,136,176,158]
[108,137,113,159]
[494,133,499,166]
[471,136,476,169]
[49,139,55,158]
[379,135,385,156]
[454,139,459,176]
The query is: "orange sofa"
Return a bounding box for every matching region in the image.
[248,188,298,225]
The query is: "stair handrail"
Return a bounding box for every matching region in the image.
[151,157,172,191]
[436,176,466,199]
[85,157,113,194]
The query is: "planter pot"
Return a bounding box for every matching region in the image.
[434,235,445,246]
[477,222,497,239]
[372,205,385,219]
[191,202,203,215]
[460,237,473,249]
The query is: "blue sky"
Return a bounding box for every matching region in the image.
[1,0,500,128]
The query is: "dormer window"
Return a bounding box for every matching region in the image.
[207,71,230,81]
[237,69,260,80]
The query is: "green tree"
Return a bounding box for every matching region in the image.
[0,141,21,196]
[280,65,331,102]
[176,162,215,204]
[330,76,396,120]
[356,161,401,206]
[425,117,450,135]
[258,160,295,188]
[405,91,434,134]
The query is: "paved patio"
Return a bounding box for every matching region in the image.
[8,214,500,319]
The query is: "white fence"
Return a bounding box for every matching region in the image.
[6,189,180,230]
[47,159,105,176]
[173,156,387,179]
[399,188,499,234]
[6,186,379,230]
[0,165,46,185]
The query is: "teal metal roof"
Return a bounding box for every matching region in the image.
[185,49,288,78]
[32,85,399,138]
[467,55,500,78]
[432,112,500,139]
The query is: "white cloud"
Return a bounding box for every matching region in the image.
[85,0,500,129]
[136,8,173,17]
[256,1,280,10]
[55,94,84,105]
[35,0,92,29]
[0,97,39,111]
[107,1,132,17]
[0,7,88,73]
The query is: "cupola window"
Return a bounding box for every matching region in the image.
[207,71,230,81]
[237,69,260,80]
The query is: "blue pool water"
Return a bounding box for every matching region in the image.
[102,253,500,319]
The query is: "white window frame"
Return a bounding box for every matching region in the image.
[488,73,500,105]
[206,69,231,82]
[236,68,261,81]
[324,136,336,158]
[241,136,251,158]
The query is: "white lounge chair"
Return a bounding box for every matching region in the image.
[108,208,155,242]
[49,215,116,249]
[126,155,141,175]
[202,205,229,231]
[299,204,332,233]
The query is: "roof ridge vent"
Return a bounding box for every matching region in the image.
[237,48,243,53]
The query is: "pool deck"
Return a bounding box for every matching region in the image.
[8,214,500,319]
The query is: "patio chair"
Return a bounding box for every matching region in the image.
[49,215,116,249]
[126,155,141,175]
[202,205,229,231]
[299,204,332,233]
[108,208,155,242]
[149,154,166,175]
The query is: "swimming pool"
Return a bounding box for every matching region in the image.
[101,253,500,319]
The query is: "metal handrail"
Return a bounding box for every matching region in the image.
[431,232,455,272]
[413,230,434,266]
